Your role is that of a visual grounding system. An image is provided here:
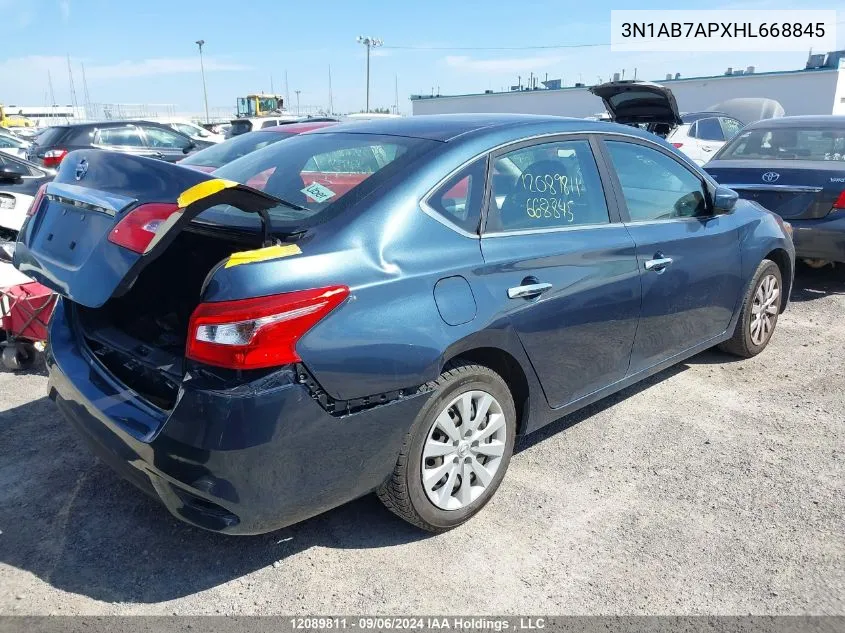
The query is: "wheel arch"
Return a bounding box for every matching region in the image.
[764,247,792,312]
[440,334,539,436]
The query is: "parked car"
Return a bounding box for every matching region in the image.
[27,120,209,169]
[14,114,794,535]
[227,116,338,138]
[705,115,845,265]
[667,112,745,165]
[590,80,683,139]
[161,119,225,144]
[0,153,52,240]
[179,121,339,173]
[0,129,31,160]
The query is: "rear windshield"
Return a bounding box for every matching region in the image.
[718,125,845,161]
[180,130,290,169]
[33,126,68,147]
[198,132,439,229]
[229,120,253,136]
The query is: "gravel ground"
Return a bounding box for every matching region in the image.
[0,266,842,616]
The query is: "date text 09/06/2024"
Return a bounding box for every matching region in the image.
[289,617,548,631]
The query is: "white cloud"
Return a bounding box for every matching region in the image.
[0,55,249,86]
[58,0,70,21]
[444,55,564,74]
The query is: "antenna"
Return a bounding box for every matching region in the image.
[328,65,333,115]
[67,54,79,123]
[81,61,92,119]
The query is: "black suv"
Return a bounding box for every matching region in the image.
[28,120,211,169]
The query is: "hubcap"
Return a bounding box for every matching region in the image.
[421,390,507,511]
[750,274,780,346]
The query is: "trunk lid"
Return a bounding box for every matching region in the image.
[590,80,682,126]
[13,149,283,308]
[705,159,845,220]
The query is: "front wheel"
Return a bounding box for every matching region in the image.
[719,259,783,358]
[377,362,516,532]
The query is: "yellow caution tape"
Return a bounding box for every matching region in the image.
[224,243,303,268]
[177,178,239,209]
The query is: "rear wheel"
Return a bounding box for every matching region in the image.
[1,341,37,371]
[719,259,782,358]
[377,362,516,532]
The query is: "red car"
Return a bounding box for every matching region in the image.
[178,121,338,173]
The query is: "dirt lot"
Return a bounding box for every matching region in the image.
[0,266,842,616]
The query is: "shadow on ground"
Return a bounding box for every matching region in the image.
[2,263,838,605]
[789,263,845,303]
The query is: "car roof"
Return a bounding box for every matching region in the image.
[262,121,339,134]
[745,115,845,128]
[681,111,733,123]
[306,113,628,141]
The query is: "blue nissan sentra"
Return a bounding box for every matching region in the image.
[14,114,794,534]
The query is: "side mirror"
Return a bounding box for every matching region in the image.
[0,164,26,184]
[713,186,738,215]
[183,142,196,154]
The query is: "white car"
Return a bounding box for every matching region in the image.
[666,112,744,165]
[162,119,225,144]
[0,131,30,160]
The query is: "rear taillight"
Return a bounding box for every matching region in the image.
[26,184,48,217]
[671,142,683,148]
[42,149,67,168]
[186,286,349,369]
[834,191,845,210]
[107,203,181,254]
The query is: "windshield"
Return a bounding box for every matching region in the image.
[198,132,439,229]
[180,130,289,168]
[718,125,845,161]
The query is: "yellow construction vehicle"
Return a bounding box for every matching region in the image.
[0,105,35,129]
[236,94,284,118]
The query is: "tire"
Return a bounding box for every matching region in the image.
[377,362,516,532]
[2,342,37,371]
[719,259,783,358]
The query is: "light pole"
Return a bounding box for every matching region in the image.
[195,39,210,124]
[356,35,382,112]
[295,90,301,115]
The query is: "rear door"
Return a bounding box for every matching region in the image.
[13,150,282,307]
[599,137,743,373]
[692,117,726,162]
[478,136,641,409]
[93,125,153,159]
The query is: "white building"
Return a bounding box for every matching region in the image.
[411,58,845,120]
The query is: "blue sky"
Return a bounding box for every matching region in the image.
[1,0,843,116]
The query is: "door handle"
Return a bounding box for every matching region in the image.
[702,146,714,152]
[644,257,673,272]
[508,282,553,299]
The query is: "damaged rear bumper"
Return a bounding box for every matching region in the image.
[789,212,845,263]
[46,299,426,535]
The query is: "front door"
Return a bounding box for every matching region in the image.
[139,125,194,162]
[478,136,641,409]
[600,137,743,374]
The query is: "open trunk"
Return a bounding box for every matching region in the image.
[13,150,285,409]
[75,228,262,409]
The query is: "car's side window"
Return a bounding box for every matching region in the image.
[697,118,725,141]
[425,158,486,233]
[142,126,193,150]
[687,121,699,139]
[95,126,145,147]
[719,117,743,139]
[605,141,709,221]
[486,139,609,232]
